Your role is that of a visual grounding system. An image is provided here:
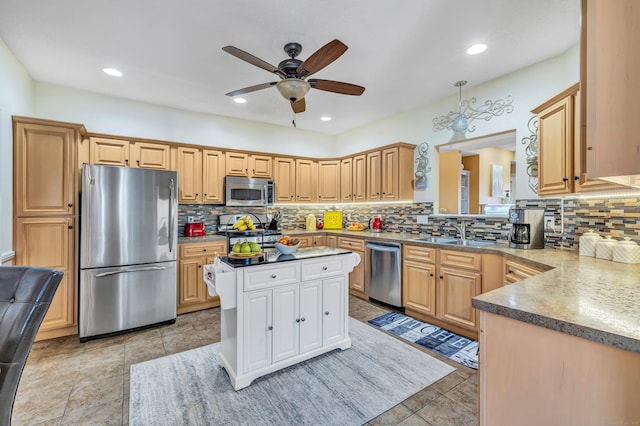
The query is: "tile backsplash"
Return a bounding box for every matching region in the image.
[179,192,640,249]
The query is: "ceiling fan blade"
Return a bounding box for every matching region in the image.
[225,82,277,97]
[309,79,365,96]
[222,46,284,76]
[291,98,306,113]
[297,39,348,77]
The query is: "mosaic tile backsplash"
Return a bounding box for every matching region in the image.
[179,193,640,249]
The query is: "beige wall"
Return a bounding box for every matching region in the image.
[477,148,514,206]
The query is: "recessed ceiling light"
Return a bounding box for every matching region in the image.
[466,44,487,55]
[320,116,332,121]
[103,67,123,77]
[233,97,247,104]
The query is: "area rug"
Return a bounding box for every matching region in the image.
[368,312,478,369]
[129,318,455,426]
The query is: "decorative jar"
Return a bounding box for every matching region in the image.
[595,236,617,260]
[579,230,602,257]
[612,237,640,264]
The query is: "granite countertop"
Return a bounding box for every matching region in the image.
[178,235,226,244]
[182,229,640,353]
[221,247,354,268]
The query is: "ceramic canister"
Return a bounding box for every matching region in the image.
[579,230,602,257]
[595,236,617,260]
[612,237,640,264]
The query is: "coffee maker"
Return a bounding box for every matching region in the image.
[508,207,544,249]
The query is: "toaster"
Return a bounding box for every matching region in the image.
[184,222,206,237]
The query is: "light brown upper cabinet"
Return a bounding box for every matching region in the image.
[366,151,382,200]
[584,0,640,182]
[317,160,340,202]
[340,158,353,202]
[352,154,367,202]
[14,120,78,217]
[177,147,225,204]
[380,145,415,201]
[225,152,272,178]
[89,137,171,170]
[274,157,296,202]
[295,159,318,202]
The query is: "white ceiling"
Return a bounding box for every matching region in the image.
[0,0,580,135]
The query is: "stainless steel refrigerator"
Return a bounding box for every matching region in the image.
[79,164,178,341]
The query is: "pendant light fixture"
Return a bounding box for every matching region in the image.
[451,80,468,134]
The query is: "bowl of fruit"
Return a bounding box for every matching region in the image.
[230,241,262,257]
[275,236,300,255]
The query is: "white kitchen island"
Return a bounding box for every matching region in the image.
[204,247,360,390]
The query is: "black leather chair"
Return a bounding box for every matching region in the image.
[0,266,63,425]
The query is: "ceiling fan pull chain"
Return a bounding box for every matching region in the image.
[292,112,297,128]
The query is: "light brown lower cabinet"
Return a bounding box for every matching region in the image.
[503,258,544,285]
[403,245,437,318]
[15,217,77,341]
[177,241,227,314]
[289,234,327,248]
[337,237,366,298]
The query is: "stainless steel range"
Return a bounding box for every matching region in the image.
[217,213,282,251]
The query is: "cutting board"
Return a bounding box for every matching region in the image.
[323,211,343,229]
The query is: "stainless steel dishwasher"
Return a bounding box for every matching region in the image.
[365,241,402,309]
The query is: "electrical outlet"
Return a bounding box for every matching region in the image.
[417,215,429,224]
[544,215,555,231]
[187,216,195,223]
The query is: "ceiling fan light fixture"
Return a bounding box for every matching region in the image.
[276,78,311,102]
[103,67,123,77]
[320,116,332,121]
[466,44,487,55]
[233,97,247,104]
[452,80,469,133]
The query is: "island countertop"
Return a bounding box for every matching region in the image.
[220,246,354,268]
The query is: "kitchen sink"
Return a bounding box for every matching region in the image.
[440,240,498,247]
[410,237,459,243]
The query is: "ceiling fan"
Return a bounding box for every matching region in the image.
[222,39,365,113]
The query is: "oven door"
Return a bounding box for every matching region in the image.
[225,176,268,206]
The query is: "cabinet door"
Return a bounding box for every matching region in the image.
[349,250,366,293]
[403,260,437,318]
[295,159,317,202]
[352,154,367,202]
[14,122,76,217]
[131,142,170,170]
[15,217,76,331]
[295,236,313,248]
[273,157,296,202]
[250,155,273,178]
[299,280,323,354]
[89,136,130,167]
[317,160,340,202]
[177,147,202,203]
[340,158,353,202]
[537,95,574,196]
[312,235,326,247]
[243,290,273,372]
[366,151,382,200]
[323,276,346,346]
[438,266,481,331]
[178,258,203,306]
[202,149,225,204]
[326,235,338,248]
[272,284,300,363]
[225,151,249,176]
[381,147,400,200]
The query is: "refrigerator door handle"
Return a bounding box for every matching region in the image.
[96,266,169,278]
[169,178,175,252]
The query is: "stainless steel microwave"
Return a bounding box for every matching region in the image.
[224,176,274,207]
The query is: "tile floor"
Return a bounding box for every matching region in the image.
[13,297,478,425]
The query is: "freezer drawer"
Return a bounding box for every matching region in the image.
[79,261,176,339]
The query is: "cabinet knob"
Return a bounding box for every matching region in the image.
[195,193,199,196]
[296,318,301,323]
[268,326,273,330]
[439,276,443,279]
[301,317,305,322]
[382,192,385,195]
[204,193,207,196]
[291,195,294,199]
[68,225,73,229]
[322,266,327,270]
[324,311,330,315]
[508,269,514,274]
[429,273,434,277]
[203,249,207,252]
[562,177,569,182]
[136,160,140,164]
[198,265,202,268]
[270,274,277,279]
[68,203,73,208]
[125,159,129,163]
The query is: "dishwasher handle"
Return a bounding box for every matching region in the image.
[365,241,401,252]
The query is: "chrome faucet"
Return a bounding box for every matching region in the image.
[447,221,467,240]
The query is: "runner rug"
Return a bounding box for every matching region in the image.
[368,312,478,369]
[129,317,455,425]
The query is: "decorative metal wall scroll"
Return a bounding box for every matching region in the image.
[521,115,539,193]
[414,142,431,190]
[433,94,515,136]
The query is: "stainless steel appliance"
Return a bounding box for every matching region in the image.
[365,241,402,309]
[217,213,282,251]
[79,164,178,341]
[225,176,274,207]
[509,207,545,249]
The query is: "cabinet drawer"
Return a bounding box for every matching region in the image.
[244,263,300,291]
[439,249,482,271]
[300,257,343,281]
[503,260,542,284]
[337,237,365,251]
[180,242,226,258]
[403,244,436,263]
